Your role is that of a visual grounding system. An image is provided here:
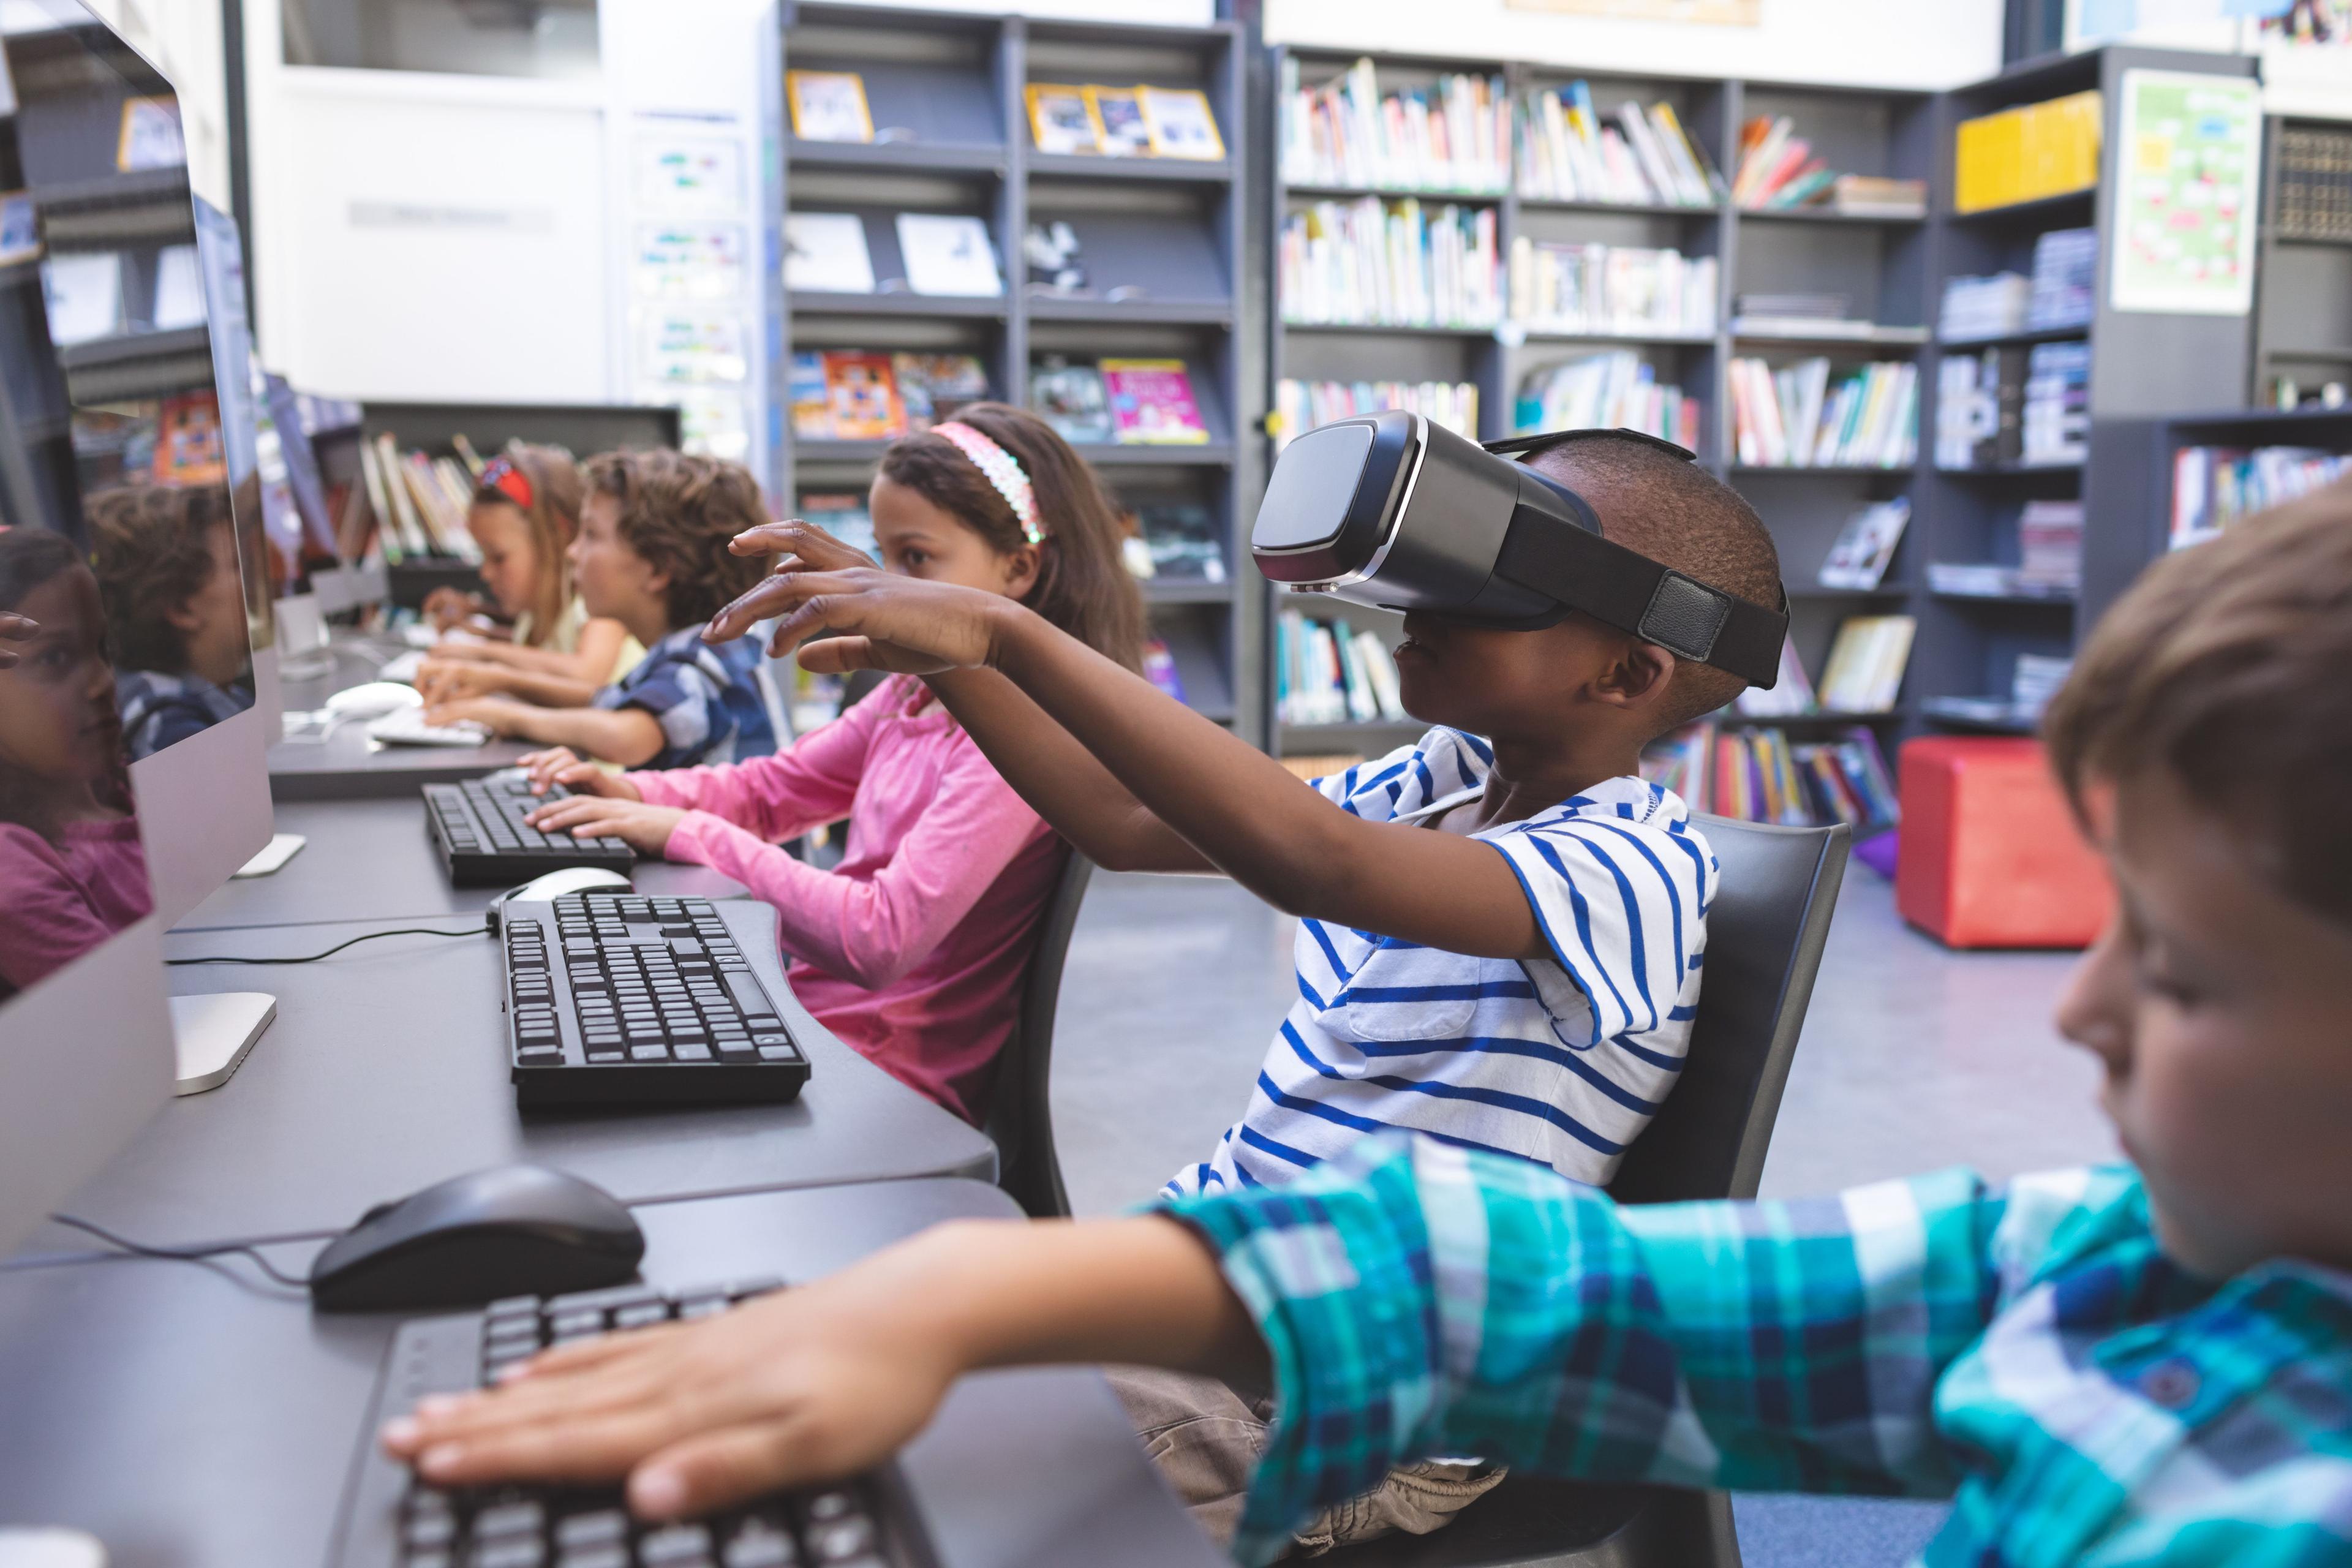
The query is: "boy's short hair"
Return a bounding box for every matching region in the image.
[582,450,769,629]
[84,483,233,673]
[2045,480,2352,928]
[1526,437,1782,731]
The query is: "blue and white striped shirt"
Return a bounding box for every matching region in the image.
[1165,728,1714,1199]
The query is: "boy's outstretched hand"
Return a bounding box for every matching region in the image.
[705,522,1007,674]
[0,611,34,669]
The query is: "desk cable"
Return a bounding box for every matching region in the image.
[167,924,488,967]
[38,1215,311,1302]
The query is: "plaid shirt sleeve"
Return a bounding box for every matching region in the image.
[1159,1134,2016,1566]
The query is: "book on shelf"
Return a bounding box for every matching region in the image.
[1280,55,1509,195]
[2020,341,2089,465]
[1140,637,1189,704]
[1938,271,2032,342]
[1100,358,1210,445]
[1139,87,1226,162]
[1086,86,1154,157]
[2278,125,2352,242]
[1825,174,1926,217]
[1276,608,1408,728]
[1027,85,1100,156]
[787,71,873,144]
[1030,356,1113,444]
[1815,614,1914,713]
[783,212,875,295]
[1023,220,1087,293]
[1275,378,1478,449]
[2018,499,2084,590]
[1129,501,1226,583]
[2011,654,2071,716]
[797,492,878,560]
[2170,445,2352,549]
[789,352,830,438]
[151,391,225,486]
[1506,238,1716,336]
[1728,356,1917,469]
[1935,347,2018,468]
[1515,352,1700,451]
[893,214,1001,298]
[1926,562,2073,599]
[1732,291,1875,340]
[1954,91,2100,214]
[789,350,989,442]
[1644,722,1898,829]
[2026,228,2097,332]
[1732,638,1820,718]
[823,350,903,440]
[348,431,481,564]
[1511,83,1722,208]
[1818,496,1911,590]
[1735,116,1897,211]
[40,250,121,345]
[892,353,990,432]
[1280,196,1502,328]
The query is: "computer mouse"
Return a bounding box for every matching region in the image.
[309,1164,645,1313]
[325,681,424,720]
[516,866,634,903]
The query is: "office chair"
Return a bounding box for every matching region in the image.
[984,850,1096,1218]
[1316,816,1853,1568]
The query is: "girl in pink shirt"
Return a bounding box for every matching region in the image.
[0,528,154,998]
[519,405,1147,1121]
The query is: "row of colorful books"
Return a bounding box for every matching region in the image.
[1729,613,1915,718]
[1273,379,1479,450]
[1937,228,2097,341]
[1505,239,1716,338]
[784,213,1003,299]
[1513,352,1701,451]
[353,431,486,565]
[1278,56,1510,195]
[788,352,990,442]
[1275,609,1406,728]
[799,489,1226,590]
[1021,82,1224,161]
[1031,356,1212,447]
[1513,85,1721,208]
[1728,357,1918,470]
[1642,722,1900,830]
[1928,502,2087,601]
[1278,197,1503,329]
[2170,444,2352,551]
[1954,90,2101,215]
[1732,115,1926,214]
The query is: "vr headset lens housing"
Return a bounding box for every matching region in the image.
[1249,410,1787,688]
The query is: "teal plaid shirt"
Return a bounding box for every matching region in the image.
[1160,1136,2352,1567]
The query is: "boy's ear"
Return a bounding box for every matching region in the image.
[163,597,203,634]
[1589,637,1677,711]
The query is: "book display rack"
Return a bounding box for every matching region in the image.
[777,3,1254,734]
[2253,116,2352,410]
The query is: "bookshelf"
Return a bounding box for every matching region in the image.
[1261,45,1934,765]
[777,3,1254,735]
[1911,47,2256,737]
[2252,115,2352,409]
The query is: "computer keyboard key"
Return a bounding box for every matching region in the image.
[472,1502,545,1540]
[720,1524,797,1568]
[639,1524,713,1564]
[468,1541,544,1568]
[554,1513,628,1550]
[404,1514,457,1550]
[612,1302,668,1331]
[552,1548,624,1568]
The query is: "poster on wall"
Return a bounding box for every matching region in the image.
[1503,0,1759,21]
[2111,69,2263,315]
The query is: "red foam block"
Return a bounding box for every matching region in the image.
[1896,736,2113,949]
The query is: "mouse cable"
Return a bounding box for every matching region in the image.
[167,924,488,967]
[43,1213,311,1301]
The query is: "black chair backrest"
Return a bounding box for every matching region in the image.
[1608,816,1850,1207]
[985,850,1095,1218]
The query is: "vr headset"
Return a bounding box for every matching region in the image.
[1250,412,1788,688]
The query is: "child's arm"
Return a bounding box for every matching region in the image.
[439,618,634,687]
[707,558,1547,960]
[417,661,602,710]
[428,696,667,768]
[384,1137,2017,1547]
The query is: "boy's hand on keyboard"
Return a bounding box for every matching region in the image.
[426,695,530,736]
[519,746,641,801]
[416,660,508,704]
[526,796,687,856]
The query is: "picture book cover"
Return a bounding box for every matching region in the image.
[1138,86,1225,161]
[822,350,905,441]
[1101,358,1209,445]
[1818,496,1910,590]
[784,212,875,295]
[893,353,990,431]
[1141,636,1189,703]
[1086,86,1153,156]
[787,71,873,144]
[1136,501,1226,581]
[1027,84,1099,155]
[798,492,878,560]
[789,351,832,438]
[1030,356,1113,444]
[895,214,1003,298]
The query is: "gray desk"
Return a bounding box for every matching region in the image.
[271,638,530,802]
[0,1179,1223,1568]
[178,797,747,932]
[42,902,996,1254]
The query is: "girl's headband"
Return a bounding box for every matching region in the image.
[930,421,1044,545]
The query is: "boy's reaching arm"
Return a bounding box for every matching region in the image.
[426,696,668,769]
[706,555,1547,959]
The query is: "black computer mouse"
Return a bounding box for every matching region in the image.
[309,1164,646,1313]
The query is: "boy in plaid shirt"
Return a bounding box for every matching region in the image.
[388,489,2352,1565]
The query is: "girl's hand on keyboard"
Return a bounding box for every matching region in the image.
[518,747,641,801]
[525,796,686,857]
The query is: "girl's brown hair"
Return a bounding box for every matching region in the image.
[473,444,586,648]
[878,402,1147,670]
[85,483,234,672]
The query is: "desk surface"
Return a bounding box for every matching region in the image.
[273,639,530,802]
[0,1178,1223,1568]
[179,796,747,932]
[43,902,996,1253]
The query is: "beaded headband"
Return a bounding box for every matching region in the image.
[930,421,1044,545]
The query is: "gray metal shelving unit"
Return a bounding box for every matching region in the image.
[777,2,1256,736]
[2251,113,2352,409]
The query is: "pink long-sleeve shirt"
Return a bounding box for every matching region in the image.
[631,676,1063,1122]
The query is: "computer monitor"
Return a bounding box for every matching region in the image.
[2,0,276,1091]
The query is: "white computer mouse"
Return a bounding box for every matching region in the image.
[324,682,424,720]
[0,1527,107,1568]
[514,867,633,903]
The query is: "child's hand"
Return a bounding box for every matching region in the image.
[518,746,642,801]
[704,527,1012,672]
[415,660,507,704]
[526,796,687,857]
[424,695,529,736]
[379,1234,975,1518]
[0,611,33,669]
[423,587,488,633]
[727,518,877,574]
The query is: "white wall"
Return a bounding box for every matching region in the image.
[1263,0,2005,91]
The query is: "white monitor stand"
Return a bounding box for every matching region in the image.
[170,993,277,1096]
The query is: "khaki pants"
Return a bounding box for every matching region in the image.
[1107,1365,1506,1554]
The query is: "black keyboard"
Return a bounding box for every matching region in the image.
[502,892,809,1108]
[333,1280,929,1568]
[427,776,636,886]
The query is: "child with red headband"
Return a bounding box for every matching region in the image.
[516,404,1146,1123]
